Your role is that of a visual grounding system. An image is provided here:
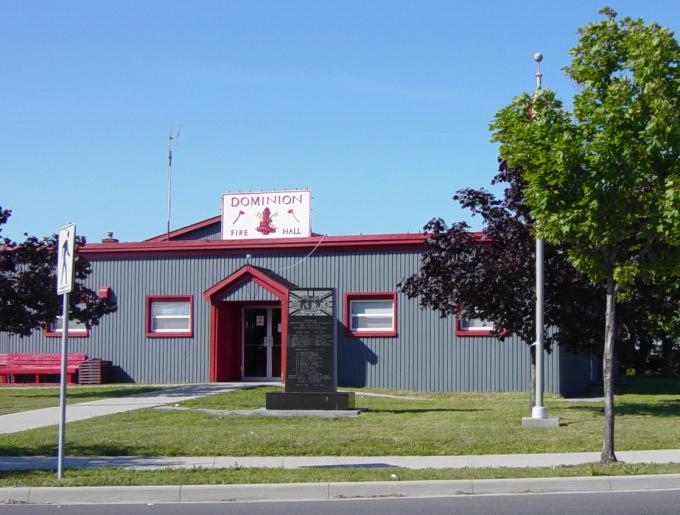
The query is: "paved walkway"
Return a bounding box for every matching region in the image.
[2,449,680,471]
[0,383,274,435]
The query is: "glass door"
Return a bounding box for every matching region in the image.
[243,306,282,380]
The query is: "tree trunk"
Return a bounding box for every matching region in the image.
[529,344,536,413]
[601,275,618,464]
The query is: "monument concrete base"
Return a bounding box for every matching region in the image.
[521,416,560,428]
[266,392,355,410]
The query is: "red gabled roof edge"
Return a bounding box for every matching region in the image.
[80,232,431,257]
[203,265,289,301]
[145,215,222,241]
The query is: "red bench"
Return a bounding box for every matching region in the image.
[0,352,87,385]
[0,354,8,380]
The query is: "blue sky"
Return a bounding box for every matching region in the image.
[2,1,679,242]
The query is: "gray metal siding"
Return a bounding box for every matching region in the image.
[0,249,582,394]
[558,345,593,396]
[174,224,221,240]
[221,281,278,302]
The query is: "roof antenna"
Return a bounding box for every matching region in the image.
[166,126,181,240]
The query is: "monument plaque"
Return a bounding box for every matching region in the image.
[266,288,355,410]
[286,289,335,392]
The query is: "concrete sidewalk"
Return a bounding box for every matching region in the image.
[2,449,680,471]
[1,474,680,505]
[2,447,679,505]
[0,383,273,435]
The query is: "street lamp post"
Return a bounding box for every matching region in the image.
[532,52,547,420]
[522,52,559,428]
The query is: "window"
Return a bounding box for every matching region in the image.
[146,295,193,337]
[45,316,89,337]
[455,316,495,336]
[344,292,397,337]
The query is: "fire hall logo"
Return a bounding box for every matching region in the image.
[221,190,311,240]
[256,207,276,235]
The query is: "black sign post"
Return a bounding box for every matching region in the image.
[266,288,354,410]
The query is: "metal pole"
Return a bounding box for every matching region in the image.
[166,128,173,241]
[166,127,181,241]
[57,292,69,479]
[531,51,547,420]
[532,237,547,418]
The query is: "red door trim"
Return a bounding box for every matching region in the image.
[205,265,290,383]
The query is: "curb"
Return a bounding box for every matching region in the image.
[1,474,679,505]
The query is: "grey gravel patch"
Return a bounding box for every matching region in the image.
[154,406,361,417]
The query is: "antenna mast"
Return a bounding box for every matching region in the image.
[166,127,181,240]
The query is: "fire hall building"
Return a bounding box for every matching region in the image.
[0,191,592,395]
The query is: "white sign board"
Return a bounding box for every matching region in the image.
[56,224,76,295]
[221,190,311,240]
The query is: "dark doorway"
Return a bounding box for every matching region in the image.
[243,306,282,380]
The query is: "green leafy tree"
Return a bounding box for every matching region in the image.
[617,274,680,375]
[0,206,116,336]
[490,8,680,463]
[399,160,605,412]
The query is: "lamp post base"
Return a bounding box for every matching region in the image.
[531,406,547,419]
[521,415,560,428]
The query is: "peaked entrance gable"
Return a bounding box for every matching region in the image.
[204,265,292,382]
[203,265,292,302]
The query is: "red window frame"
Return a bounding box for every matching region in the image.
[455,316,496,337]
[344,292,397,337]
[145,295,194,338]
[45,318,90,338]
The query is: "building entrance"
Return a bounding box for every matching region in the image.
[242,306,282,380]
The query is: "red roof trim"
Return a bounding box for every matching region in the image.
[145,216,222,242]
[81,233,430,257]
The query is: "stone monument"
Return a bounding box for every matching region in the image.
[266,288,355,410]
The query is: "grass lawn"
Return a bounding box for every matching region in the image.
[0,385,163,416]
[0,376,678,457]
[2,462,680,488]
